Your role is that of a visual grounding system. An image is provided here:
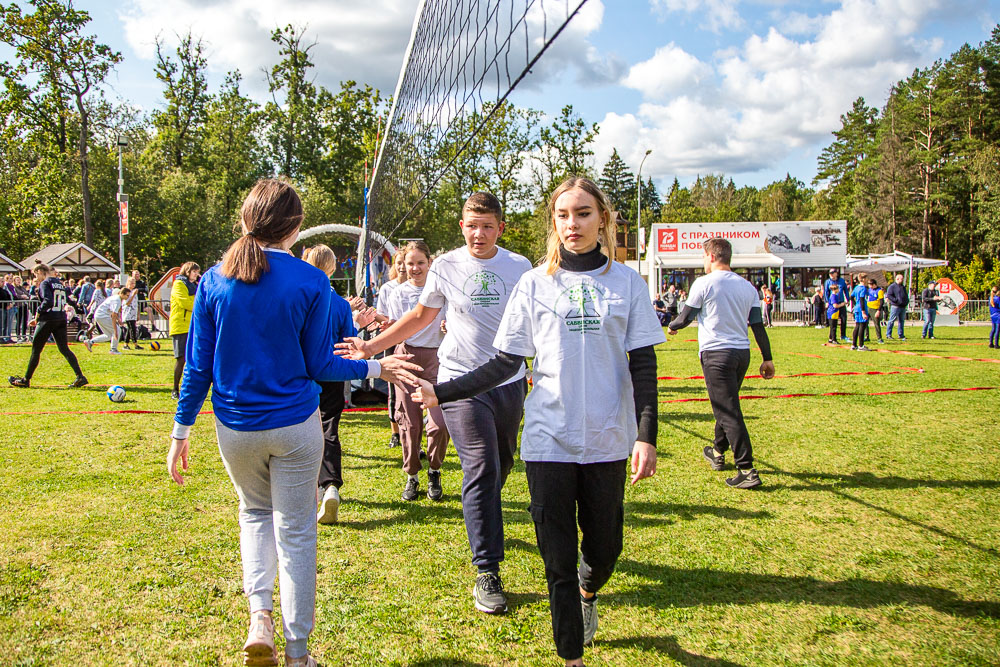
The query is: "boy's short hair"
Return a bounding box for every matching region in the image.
[703,238,733,265]
[463,192,503,222]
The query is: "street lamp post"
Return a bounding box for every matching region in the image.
[116,135,128,283]
[636,149,652,261]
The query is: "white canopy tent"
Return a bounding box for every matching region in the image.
[846,251,948,296]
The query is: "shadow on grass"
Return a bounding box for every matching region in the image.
[626,501,773,522]
[610,558,1000,619]
[338,497,478,530]
[758,458,1000,557]
[598,635,743,666]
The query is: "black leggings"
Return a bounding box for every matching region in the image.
[853,320,869,348]
[124,320,138,344]
[25,319,83,380]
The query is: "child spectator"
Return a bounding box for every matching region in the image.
[827,283,845,344]
[989,286,999,349]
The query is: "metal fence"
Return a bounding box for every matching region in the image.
[772,298,994,324]
[0,297,172,342]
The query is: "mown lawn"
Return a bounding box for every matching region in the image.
[1,325,998,666]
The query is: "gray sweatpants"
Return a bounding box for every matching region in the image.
[215,410,323,659]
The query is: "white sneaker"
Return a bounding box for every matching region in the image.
[84,339,93,352]
[109,349,122,355]
[317,485,340,524]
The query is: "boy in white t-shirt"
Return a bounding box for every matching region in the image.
[85,287,129,355]
[338,193,532,615]
[668,238,775,488]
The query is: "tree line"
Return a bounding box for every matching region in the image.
[2,1,997,293]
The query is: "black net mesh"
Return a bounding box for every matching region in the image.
[359,0,591,296]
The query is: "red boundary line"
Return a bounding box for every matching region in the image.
[661,386,997,404]
[658,370,923,381]
[1,406,389,416]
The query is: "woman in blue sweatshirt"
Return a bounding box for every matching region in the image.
[166,179,419,667]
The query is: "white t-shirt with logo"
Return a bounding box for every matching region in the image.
[685,270,759,352]
[95,293,123,320]
[389,281,446,348]
[420,246,532,383]
[493,262,666,464]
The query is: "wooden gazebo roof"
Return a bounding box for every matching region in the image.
[21,243,120,275]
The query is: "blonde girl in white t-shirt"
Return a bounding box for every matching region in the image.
[410,177,664,666]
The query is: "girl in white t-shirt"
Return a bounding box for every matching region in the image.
[391,241,449,502]
[378,249,407,449]
[410,177,664,666]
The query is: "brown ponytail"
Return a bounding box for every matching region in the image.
[221,179,304,284]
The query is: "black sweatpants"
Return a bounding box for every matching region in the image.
[317,380,346,490]
[25,319,83,380]
[700,348,754,470]
[526,459,626,661]
[440,378,527,571]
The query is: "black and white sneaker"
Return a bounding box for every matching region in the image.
[388,433,401,448]
[171,390,180,400]
[401,477,419,501]
[473,572,508,614]
[8,376,29,388]
[702,446,724,471]
[69,375,88,388]
[581,594,599,645]
[427,469,443,501]
[726,468,762,489]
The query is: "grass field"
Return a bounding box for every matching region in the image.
[1,326,999,666]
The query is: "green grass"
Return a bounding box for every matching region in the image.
[1,326,999,666]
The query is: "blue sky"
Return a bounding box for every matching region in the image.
[9,0,999,191]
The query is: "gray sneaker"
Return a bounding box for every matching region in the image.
[582,594,598,645]
[427,469,443,501]
[473,572,508,614]
[401,477,419,501]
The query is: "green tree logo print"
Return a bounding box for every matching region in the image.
[463,270,504,307]
[558,282,604,333]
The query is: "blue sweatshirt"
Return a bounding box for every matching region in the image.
[175,249,372,432]
[330,288,357,343]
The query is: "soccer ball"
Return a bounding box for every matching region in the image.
[107,385,126,403]
[149,341,161,351]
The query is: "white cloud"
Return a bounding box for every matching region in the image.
[600,0,956,181]
[120,0,417,99]
[649,0,744,33]
[119,0,613,101]
[622,43,713,99]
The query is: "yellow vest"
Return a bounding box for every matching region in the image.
[169,278,195,336]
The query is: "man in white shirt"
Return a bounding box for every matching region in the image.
[667,238,775,489]
[338,193,532,614]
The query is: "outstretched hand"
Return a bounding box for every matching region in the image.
[379,354,423,386]
[407,377,438,408]
[354,306,378,330]
[168,437,189,485]
[631,441,656,484]
[335,337,370,359]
